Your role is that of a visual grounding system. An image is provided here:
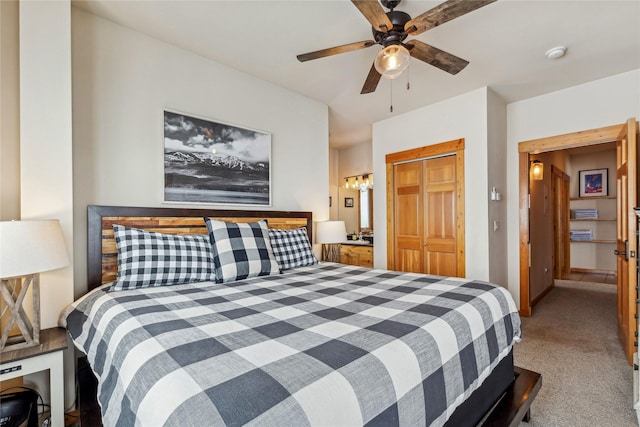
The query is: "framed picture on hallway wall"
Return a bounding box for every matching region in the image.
[579,168,608,198]
[163,110,271,206]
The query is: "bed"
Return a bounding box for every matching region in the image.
[62,205,540,427]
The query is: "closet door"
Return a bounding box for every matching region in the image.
[393,161,423,273]
[386,139,465,275]
[424,155,457,276]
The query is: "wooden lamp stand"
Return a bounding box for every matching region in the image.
[0,274,41,351]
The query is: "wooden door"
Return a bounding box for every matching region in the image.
[393,161,424,272]
[424,155,457,276]
[616,118,638,364]
[386,139,465,275]
[551,165,570,278]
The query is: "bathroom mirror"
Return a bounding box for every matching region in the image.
[337,186,373,235]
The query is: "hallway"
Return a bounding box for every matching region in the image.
[515,280,636,426]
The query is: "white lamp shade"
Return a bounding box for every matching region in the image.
[316,221,347,244]
[0,220,70,278]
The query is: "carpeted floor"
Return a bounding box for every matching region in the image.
[515,280,638,426]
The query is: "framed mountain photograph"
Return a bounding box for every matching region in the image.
[163,110,271,206]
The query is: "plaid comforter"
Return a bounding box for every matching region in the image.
[62,263,521,427]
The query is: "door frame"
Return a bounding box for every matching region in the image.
[385,138,465,275]
[518,123,629,316]
[551,164,570,280]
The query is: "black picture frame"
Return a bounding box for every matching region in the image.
[163,110,271,206]
[344,197,354,208]
[578,168,608,198]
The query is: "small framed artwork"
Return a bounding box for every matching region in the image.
[344,197,354,208]
[579,168,608,197]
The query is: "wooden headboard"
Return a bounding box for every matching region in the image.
[87,205,313,290]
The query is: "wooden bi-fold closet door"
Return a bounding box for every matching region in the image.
[392,154,458,276]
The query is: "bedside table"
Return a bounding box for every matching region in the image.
[0,327,68,427]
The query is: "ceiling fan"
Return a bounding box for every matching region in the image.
[297,0,496,94]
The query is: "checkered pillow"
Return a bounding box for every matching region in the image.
[268,227,318,271]
[204,218,279,283]
[111,225,216,291]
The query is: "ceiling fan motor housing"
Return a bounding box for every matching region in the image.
[381,0,402,10]
[372,10,411,47]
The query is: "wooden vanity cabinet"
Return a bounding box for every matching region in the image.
[340,244,373,268]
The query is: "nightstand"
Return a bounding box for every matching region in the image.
[0,327,68,427]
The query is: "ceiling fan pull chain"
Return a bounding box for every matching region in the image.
[390,80,394,113]
[406,63,411,91]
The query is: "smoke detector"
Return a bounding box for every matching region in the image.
[545,46,567,60]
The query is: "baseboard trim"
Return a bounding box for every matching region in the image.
[531,284,554,308]
[570,267,616,276]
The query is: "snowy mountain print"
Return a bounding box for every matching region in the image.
[163,111,270,205]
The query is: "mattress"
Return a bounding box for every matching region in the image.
[62,263,521,427]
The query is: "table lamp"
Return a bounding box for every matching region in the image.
[0,220,69,351]
[316,221,347,263]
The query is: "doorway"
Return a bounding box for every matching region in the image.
[518,119,638,364]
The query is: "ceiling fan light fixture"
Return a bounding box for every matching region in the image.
[374,44,410,79]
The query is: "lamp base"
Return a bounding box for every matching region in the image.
[0,274,40,352]
[321,244,342,263]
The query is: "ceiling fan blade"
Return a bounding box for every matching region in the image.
[405,0,496,36]
[405,40,469,75]
[361,63,382,94]
[352,0,394,33]
[297,40,376,62]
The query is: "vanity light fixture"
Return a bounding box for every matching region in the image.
[344,174,374,192]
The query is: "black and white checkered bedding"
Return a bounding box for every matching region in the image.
[62,263,521,427]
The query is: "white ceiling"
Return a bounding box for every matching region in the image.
[72,0,640,148]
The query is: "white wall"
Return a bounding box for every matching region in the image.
[329,148,339,220]
[20,0,74,329]
[0,0,20,221]
[372,88,491,281]
[487,89,509,286]
[338,141,373,179]
[19,0,75,409]
[507,69,640,307]
[71,9,329,296]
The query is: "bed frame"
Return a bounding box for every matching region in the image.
[79,205,541,426]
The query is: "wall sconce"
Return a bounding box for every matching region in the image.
[316,221,347,262]
[0,220,69,351]
[530,160,544,181]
